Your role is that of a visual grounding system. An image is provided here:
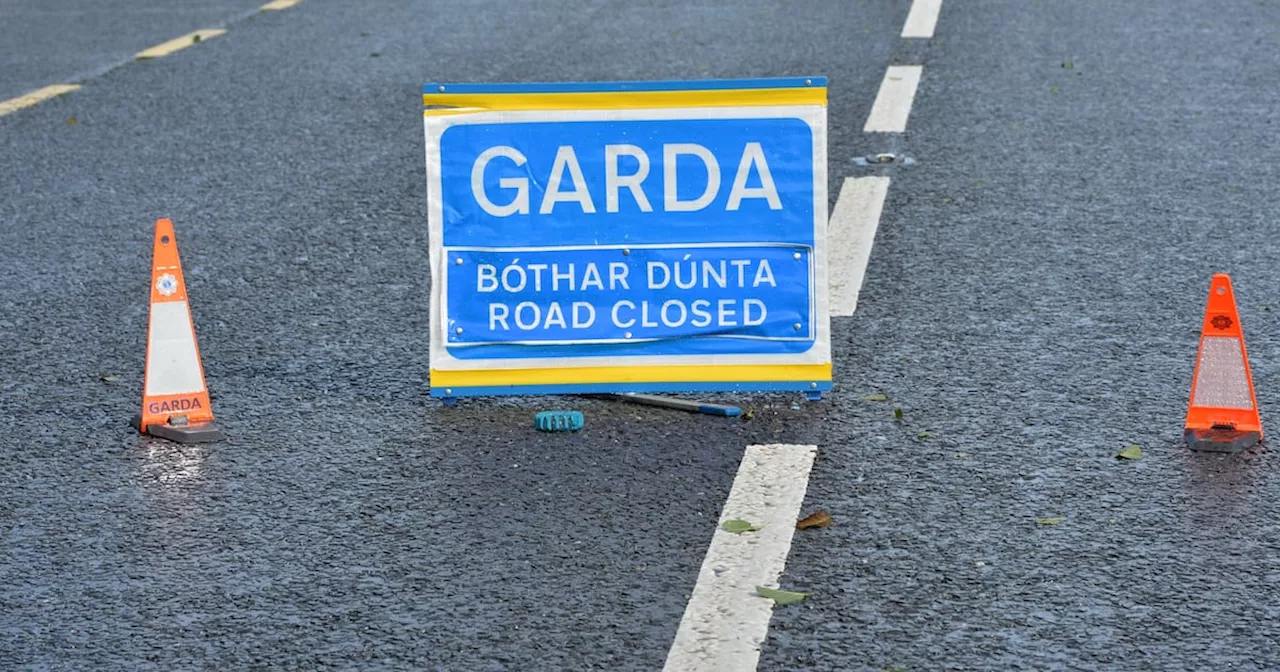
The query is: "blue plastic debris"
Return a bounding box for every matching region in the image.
[535,410,584,432]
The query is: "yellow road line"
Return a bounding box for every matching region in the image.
[260,0,302,9]
[0,84,81,118]
[136,29,227,60]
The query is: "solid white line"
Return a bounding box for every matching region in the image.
[663,443,818,672]
[863,65,923,133]
[828,177,890,317]
[902,0,943,38]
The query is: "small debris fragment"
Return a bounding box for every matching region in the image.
[916,431,934,439]
[1050,85,1060,94]
[741,408,756,421]
[721,519,763,534]
[756,586,810,605]
[894,408,904,423]
[369,52,381,58]
[861,393,888,402]
[1116,444,1143,460]
[65,116,78,126]
[1035,517,1064,526]
[534,410,583,432]
[796,510,832,529]
[99,375,120,382]
[1062,60,1074,69]
[192,34,202,43]
[955,452,971,459]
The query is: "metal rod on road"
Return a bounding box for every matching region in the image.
[603,393,742,417]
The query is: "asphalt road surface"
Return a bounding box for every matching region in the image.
[4,1,1280,670]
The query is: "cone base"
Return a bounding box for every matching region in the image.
[1183,427,1260,453]
[130,415,227,443]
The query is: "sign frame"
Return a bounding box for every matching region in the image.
[423,77,832,401]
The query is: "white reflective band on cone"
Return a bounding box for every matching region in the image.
[144,301,206,396]
[1192,336,1254,410]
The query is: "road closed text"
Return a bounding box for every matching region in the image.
[446,246,813,343]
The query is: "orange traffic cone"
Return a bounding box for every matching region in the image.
[129,219,226,443]
[1184,273,1261,452]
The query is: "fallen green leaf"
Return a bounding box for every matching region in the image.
[1036,517,1064,526]
[721,519,763,534]
[917,431,934,439]
[894,408,904,423]
[1050,85,1060,94]
[1062,60,1074,69]
[1116,444,1143,460]
[861,393,888,402]
[192,34,201,43]
[756,586,810,605]
[99,375,120,382]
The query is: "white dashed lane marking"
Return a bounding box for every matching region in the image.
[663,444,818,672]
[864,65,923,133]
[902,0,943,38]
[828,176,891,317]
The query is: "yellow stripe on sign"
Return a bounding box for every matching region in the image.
[260,0,301,10]
[136,29,227,59]
[0,84,80,118]
[422,87,827,113]
[429,363,832,388]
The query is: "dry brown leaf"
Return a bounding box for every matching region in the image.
[796,510,832,529]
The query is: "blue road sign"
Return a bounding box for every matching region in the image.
[424,78,831,398]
